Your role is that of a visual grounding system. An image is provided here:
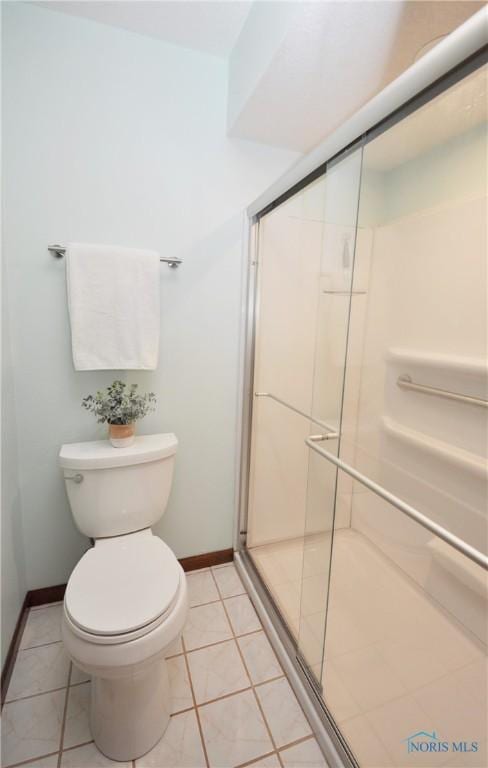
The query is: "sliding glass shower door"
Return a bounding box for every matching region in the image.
[246,149,363,685]
[244,54,487,768]
[318,61,487,768]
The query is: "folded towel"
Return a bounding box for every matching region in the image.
[66,242,160,370]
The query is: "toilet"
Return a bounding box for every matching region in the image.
[59,433,188,762]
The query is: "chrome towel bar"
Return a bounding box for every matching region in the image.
[48,244,182,268]
[305,437,488,571]
[397,375,487,408]
[255,392,339,438]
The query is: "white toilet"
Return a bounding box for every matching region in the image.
[59,433,188,762]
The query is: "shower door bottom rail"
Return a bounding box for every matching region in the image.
[305,437,488,571]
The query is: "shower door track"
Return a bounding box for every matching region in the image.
[234,12,488,768]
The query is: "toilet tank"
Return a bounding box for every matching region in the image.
[59,434,177,539]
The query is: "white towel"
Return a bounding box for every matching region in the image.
[66,242,160,370]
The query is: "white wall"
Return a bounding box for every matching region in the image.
[1,268,27,663]
[2,2,299,590]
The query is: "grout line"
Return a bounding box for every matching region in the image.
[183,626,263,654]
[5,752,60,768]
[181,635,210,768]
[5,683,71,705]
[279,733,320,754]
[208,569,285,768]
[60,739,94,755]
[61,739,94,752]
[188,597,222,609]
[57,663,73,768]
[236,750,279,768]
[19,638,63,652]
[165,650,184,659]
[4,678,90,707]
[171,703,195,716]
[190,672,288,709]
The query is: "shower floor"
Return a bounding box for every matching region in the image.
[249,529,487,767]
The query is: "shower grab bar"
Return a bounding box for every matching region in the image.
[305,437,488,571]
[397,375,488,408]
[255,392,339,438]
[48,244,182,268]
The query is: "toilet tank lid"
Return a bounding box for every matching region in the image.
[59,433,178,470]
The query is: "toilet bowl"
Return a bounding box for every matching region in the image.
[59,434,188,761]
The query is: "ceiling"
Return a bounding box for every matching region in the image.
[35,0,252,58]
[228,1,485,152]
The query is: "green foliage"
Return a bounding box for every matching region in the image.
[82,380,156,425]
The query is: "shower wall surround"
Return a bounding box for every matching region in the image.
[1,1,299,599]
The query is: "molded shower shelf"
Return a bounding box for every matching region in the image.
[386,348,488,378]
[382,416,486,478]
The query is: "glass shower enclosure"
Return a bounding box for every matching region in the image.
[238,50,487,768]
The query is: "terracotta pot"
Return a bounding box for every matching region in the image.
[109,422,135,448]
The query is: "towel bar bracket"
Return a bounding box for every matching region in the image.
[48,244,182,268]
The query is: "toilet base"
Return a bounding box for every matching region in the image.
[90,655,170,761]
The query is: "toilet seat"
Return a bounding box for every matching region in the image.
[65,530,181,644]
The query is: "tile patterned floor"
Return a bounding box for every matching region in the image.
[1,564,328,768]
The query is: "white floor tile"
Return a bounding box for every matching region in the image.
[135,709,206,768]
[237,632,282,684]
[21,605,63,650]
[280,738,328,767]
[212,564,245,599]
[255,677,311,749]
[224,595,261,636]
[183,602,233,651]
[61,742,132,767]
[186,569,220,607]
[63,682,91,749]
[1,689,65,767]
[199,689,273,767]
[6,642,70,701]
[187,639,250,704]
[168,655,193,714]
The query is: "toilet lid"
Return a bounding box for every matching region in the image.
[65,533,181,636]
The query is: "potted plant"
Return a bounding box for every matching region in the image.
[82,380,156,447]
